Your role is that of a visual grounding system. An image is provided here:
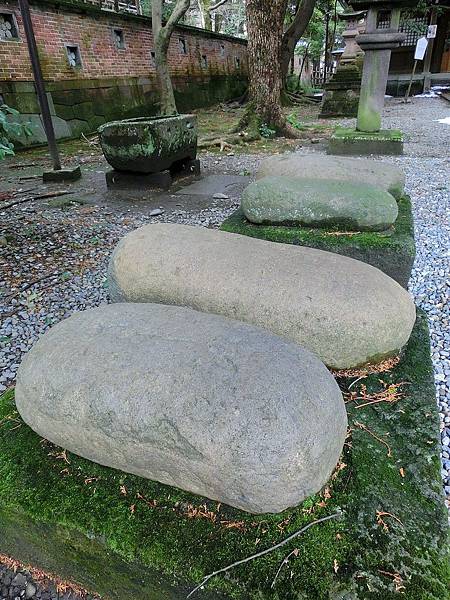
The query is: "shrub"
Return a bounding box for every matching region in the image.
[0,104,31,159]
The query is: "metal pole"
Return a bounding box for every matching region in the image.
[18,0,61,170]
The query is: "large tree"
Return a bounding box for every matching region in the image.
[244,0,316,135]
[152,0,191,115]
[281,0,317,82]
[245,0,289,133]
[197,0,230,30]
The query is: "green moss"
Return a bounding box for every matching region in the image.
[0,313,448,599]
[333,127,404,142]
[220,195,415,288]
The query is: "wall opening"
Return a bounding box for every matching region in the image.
[113,28,125,49]
[0,12,19,40]
[65,44,82,68]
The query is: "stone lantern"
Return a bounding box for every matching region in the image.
[328,1,406,156]
[340,10,366,64]
[320,10,366,118]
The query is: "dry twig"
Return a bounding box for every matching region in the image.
[378,570,406,592]
[271,548,299,588]
[186,512,341,598]
[345,381,408,410]
[376,510,403,532]
[81,132,100,146]
[353,421,393,457]
[4,271,62,302]
[1,190,70,210]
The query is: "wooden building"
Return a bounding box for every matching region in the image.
[351,0,450,95]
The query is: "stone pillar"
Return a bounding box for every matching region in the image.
[355,7,405,133]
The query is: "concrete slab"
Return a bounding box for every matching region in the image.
[43,166,82,183]
[175,175,249,197]
[328,127,404,156]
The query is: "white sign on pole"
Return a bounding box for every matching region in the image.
[414,36,428,60]
[427,24,437,39]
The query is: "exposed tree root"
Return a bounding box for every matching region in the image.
[283,90,320,106]
[198,130,258,150]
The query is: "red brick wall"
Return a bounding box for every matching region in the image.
[0,0,247,82]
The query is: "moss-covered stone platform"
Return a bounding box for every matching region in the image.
[220,195,415,288]
[328,127,404,156]
[0,312,448,599]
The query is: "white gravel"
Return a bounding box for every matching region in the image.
[1,96,449,510]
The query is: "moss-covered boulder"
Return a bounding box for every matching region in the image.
[0,313,448,600]
[256,154,405,200]
[15,303,347,515]
[241,176,398,231]
[220,194,415,289]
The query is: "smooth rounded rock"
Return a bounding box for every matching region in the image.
[256,154,405,199]
[241,176,398,230]
[15,303,347,514]
[108,224,416,369]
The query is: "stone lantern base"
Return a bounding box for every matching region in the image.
[320,63,363,118]
[328,126,404,156]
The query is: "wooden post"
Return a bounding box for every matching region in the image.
[404,59,418,103]
[422,8,438,93]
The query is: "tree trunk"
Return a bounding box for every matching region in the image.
[281,0,317,84]
[245,0,288,133]
[152,0,191,116]
[198,0,213,30]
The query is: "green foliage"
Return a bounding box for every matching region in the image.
[259,122,276,139]
[295,0,345,63]
[286,111,307,129]
[0,104,31,159]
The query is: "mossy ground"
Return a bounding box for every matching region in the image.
[332,127,404,142]
[0,312,448,599]
[220,195,415,288]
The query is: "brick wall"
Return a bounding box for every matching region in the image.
[0,0,247,81]
[0,0,247,145]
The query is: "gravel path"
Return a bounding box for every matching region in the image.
[0,96,449,596]
[0,560,99,600]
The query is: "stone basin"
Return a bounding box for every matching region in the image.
[98,115,197,174]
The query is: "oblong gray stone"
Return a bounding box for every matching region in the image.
[256,154,405,199]
[242,176,398,231]
[108,224,416,369]
[15,303,347,515]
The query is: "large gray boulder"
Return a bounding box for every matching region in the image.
[242,176,398,231]
[256,154,405,200]
[108,224,416,369]
[15,303,347,515]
